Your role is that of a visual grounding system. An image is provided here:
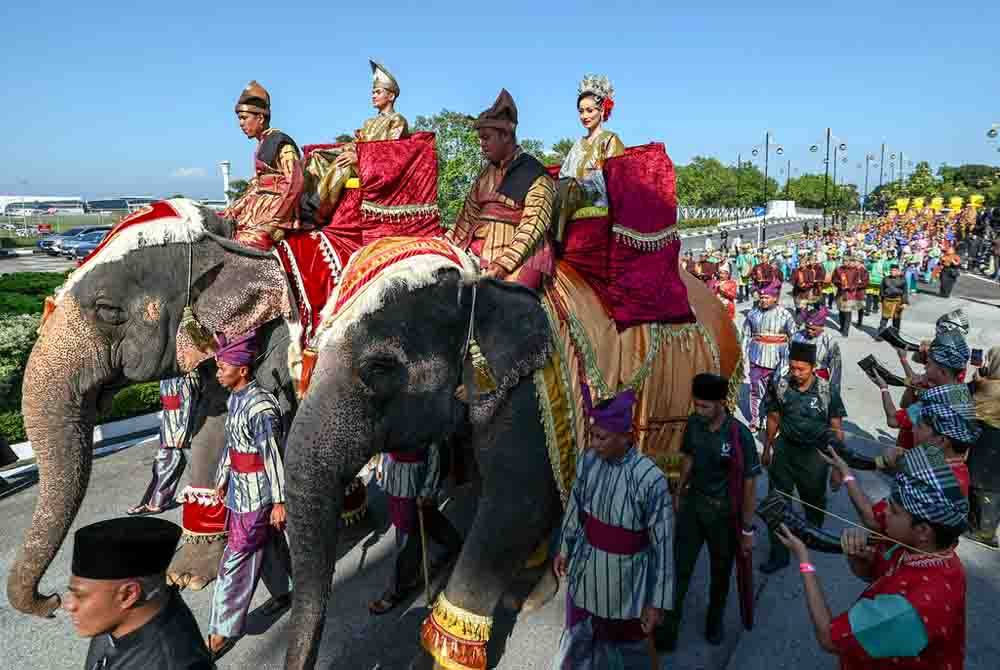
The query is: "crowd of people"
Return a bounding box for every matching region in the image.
[45,61,1000,670]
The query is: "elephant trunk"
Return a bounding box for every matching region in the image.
[7,298,105,616]
[282,430,356,669]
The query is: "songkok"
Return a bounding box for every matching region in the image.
[920,399,982,445]
[370,59,400,96]
[215,329,259,367]
[234,80,270,115]
[891,446,968,530]
[803,305,829,327]
[935,308,970,336]
[474,89,518,134]
[789,340,817,365]
[760,279,781,298]
[692,373,729,402]
[928,330,970,371]
[581,383,635,434]
[72,517,182,580]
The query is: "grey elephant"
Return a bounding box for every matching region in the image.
[278,239,741,669]
[7,199,300,617]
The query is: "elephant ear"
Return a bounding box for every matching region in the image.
[463,278,553,420]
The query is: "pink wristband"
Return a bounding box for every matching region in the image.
[799,562,816,574]
[843,475,856,483]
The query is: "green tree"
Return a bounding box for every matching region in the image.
[674,157,775,207]
[226,178,250,202]
[903,161,938,198]
[413,110,481,228]
[546,138,575,166]
[335,133,354,143]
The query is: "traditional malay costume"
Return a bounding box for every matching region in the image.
[741,279,796,431]
[878,262,908,335]
[663,373,760,650]
[692,252,719,284]
[129,371,201,515]
[828,446,968,669]
[223,80,303,250]
[832,254,869,335]
[208,331,292,647]
[734,244,755,302]
[76,518,213,670]
[790,253,818,310]
[370,442,462,614]
[446,89,557,289]
[749,252,781,295]
[792,305,842,393]
[553,387,672,669]
[301,60,410,226]
[557,74,625,217]
[760,340,847,573]
[709,264,738,319]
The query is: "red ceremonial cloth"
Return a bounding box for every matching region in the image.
[79,200,181,267]
[582,512,649,555]
[182,499,226,535]
[388,495,417,534]
[556,143,692,329]
[389,449,426,464]
[604,144,691,329]
[357,132,442,244]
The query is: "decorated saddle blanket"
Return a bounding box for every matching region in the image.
[538,265,741,504]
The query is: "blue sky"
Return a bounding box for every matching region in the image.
[2,0,998,199]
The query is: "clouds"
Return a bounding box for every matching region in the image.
[170,167,207,178]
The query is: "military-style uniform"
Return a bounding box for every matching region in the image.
[671,413,760,640]
[762,373,847,569]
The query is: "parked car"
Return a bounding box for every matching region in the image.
[61,230,109,258]
[43,226,110,255]
[71,231,110,259]
[37,226,91,254]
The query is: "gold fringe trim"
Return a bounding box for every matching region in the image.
[726,344,745,413]
[420,593,492,670]
[360,200,440,220]
[612,226,678,251]
[535,351,576,507]
[570,205,608,221]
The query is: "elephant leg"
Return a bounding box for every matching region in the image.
[419,379,561,670]
[169,405,228,591]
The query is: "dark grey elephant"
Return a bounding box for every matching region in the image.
[282,270,562,670]
[7,204,298,617]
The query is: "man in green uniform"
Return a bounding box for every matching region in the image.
[760,340,847,573]
[660,373,760,651]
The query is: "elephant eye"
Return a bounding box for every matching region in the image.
[359,355,403,395]
[95,300,126,325]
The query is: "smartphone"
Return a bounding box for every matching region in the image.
[971,348,984,368]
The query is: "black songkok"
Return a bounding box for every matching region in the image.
[789,341,817,366]
[72,517,181,580]
[692,373,729,402]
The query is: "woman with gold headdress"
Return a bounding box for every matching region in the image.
[557,74,625,220]
[223,80,303,250]
[301,60,410,225]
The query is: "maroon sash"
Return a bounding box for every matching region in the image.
[727,418,754,630]
[160,394,181,411]
[583,512,649,555]
[231,451,265,473]
[389,449,426,464]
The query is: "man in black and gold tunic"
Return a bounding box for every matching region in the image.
[446,89,556,289]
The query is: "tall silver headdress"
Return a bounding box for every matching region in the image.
[578,74,614,103]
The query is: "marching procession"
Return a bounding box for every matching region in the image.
[6,57,1000,670]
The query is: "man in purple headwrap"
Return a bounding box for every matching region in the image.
[552,385,673,668]
[206,329,292,659]
[741,279,796,431]
[792,305,842,393]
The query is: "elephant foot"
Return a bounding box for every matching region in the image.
[500,560,558,614]
[167,533,226,591]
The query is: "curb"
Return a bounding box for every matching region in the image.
[2,412,161,479]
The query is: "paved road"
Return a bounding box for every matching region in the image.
[0,252,75,275]
[3,248,1000,670]
[679,218,822,253]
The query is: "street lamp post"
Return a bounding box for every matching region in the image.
[735,152,741,228]
[752,132,783,246]
[811,129,846,228]
[861,154,877,223]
